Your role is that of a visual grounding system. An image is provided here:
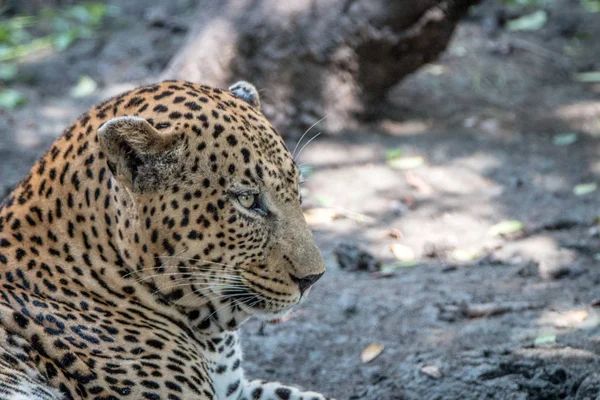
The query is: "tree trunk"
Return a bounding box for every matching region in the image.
[163,0,480,138]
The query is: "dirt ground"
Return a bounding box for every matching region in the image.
[1,0,600,399]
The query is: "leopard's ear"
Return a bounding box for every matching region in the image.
[229,81,260,110]
[98,116,180,192]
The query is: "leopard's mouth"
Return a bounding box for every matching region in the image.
[222,286,266,309]
[222,285,299,319]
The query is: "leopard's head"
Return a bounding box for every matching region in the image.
[98,81,325,329]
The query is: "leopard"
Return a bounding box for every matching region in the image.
[0,80,333,400]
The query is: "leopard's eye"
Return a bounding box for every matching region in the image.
[238,193,256,209]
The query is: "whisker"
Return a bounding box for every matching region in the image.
[134,272,243,285]
[167,282,248,310]
[292,116,327,160]
[149,275,245,288]
[203,294,252,321]
[123,262,241,280]
[170,290,252,312]
[150,280,247,296]
[156,256,244,271]
[295,131,322,162]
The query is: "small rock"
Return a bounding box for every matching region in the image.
[546,366,568,385]
[334,243,381,272]
[437,303,461,322]
[144,7,188,33]
[488,41,513,56]
[389,200,409,216]
[338,293,359,316]
[463,116,478,128]
[554,14,580,38]
[422,242,450,259]
[588,226,600,238]
[441,264,458,273]
[481,10,506,37]
[145,6,168,26]
[480,118,500,134]
[516,260,539,278]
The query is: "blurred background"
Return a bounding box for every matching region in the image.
[1,0,599,398]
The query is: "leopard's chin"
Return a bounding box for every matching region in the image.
[248,306,294,321]
[236,296,299,320]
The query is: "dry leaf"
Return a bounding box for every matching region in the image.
[451,248,480,262]
[335,208,374,223]
[405,171,434,195]
[387,228,403,239]
[506,10,547,31]
[361,343,384,363]
[390,244,415,262]
[420,364,443,379]
[303,208,339,225]
[551,310,588,328]
[573,183,597,196]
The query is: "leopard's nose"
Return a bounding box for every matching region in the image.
[290,272,324,294]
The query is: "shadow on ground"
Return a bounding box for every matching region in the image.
[1,0,599,399]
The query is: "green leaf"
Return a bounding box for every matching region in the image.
[573,183,597,196]
[70,75,97,98]
[388,156,425,170]
[575,71,600,83]
[0,2,108,63]
[581,0,600,12]
[488,220,524,236]
[66,3,107,24]
[0,63,18,80]
[0,37,54,61]
[506,10,548,31]
[53,31,76,51]
[385,147,403,161]
[84,3,108,23]
[0,89,27,109]
[552,133,578,146]
[534,333,556,345]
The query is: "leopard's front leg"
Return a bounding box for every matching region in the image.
[240,379,332,400]
[208,331,332,400]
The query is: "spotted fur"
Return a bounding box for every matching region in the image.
[0,80,331,399]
